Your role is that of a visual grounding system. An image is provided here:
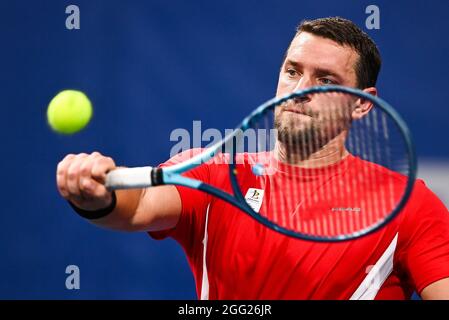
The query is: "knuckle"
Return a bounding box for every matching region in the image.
[66,165,79,180]
[92,158,108,171]
[106,157,116,166]
[91,167,104,177]
[58,187,69,197]
[79,162,92,176]
[98,157,115,171]
[79,179,91,192]
[56,163,66,176]
[57,155,74,173]
[67,172,77,181]
[97,156,109,164]
[63,153,75,161]
[90,156,115,178]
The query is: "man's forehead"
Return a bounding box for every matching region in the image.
[286,32,358,77]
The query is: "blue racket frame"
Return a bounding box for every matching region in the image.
[161,85,417,242]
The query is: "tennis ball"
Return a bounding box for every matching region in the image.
[47,90,93,134]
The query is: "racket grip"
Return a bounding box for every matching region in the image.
[105,167,154,190]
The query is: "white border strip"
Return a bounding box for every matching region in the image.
[200,204,211,300]
[350,233,398,300]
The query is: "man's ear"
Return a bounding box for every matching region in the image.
[352,87,377,120]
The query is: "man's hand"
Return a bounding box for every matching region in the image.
[56,151,116,211]
[56,151,181,232]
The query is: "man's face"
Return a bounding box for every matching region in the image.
[275,32,360,150]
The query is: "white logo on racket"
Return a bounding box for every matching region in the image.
[245,188,265,212]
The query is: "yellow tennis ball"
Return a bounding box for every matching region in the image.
[47,90,93,134]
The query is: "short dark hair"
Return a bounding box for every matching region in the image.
[288,17,381,88]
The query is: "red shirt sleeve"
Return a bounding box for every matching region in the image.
[148,149,212,255]
[397,180,449,295]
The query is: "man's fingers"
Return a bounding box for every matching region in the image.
[66,153,88,196]
[78,152,102,195]
[56,154,76,198]
[90,182,111,200]
[79,178,106,200]
[91,156,116,182]
[56,152,115,209]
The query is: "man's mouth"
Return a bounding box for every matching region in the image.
[283,107,312,117]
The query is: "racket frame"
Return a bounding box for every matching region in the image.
[113,85,418,242]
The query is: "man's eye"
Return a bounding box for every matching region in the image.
[319,78,335,85]
[286,68,297,77]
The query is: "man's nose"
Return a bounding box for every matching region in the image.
[294,76,313,91]
[292,77,312,103]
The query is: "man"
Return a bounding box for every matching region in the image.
[56,17,449,299]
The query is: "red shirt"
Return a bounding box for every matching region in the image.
[150,149,449,299]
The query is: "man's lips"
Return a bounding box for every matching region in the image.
[283,107,312,117]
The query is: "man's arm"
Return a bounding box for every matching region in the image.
[56,152,181,232]
[421,278,449,300]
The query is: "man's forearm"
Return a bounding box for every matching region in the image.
[88,189,145,231]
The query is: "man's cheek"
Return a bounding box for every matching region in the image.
[277,77,296,93]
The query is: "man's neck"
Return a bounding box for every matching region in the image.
[274,131,349,168]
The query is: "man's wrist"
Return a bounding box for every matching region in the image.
[68,191,117,220]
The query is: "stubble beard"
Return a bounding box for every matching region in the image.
[274,112,349,162]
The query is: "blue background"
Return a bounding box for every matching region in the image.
[1,0,448,299]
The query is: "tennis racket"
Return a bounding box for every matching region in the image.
[105,85,416,242]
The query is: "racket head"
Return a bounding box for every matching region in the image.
[228,85,416,242]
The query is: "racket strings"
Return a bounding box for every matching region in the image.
[234,90,409,238]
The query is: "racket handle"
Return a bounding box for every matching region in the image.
[105,167,154,190]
